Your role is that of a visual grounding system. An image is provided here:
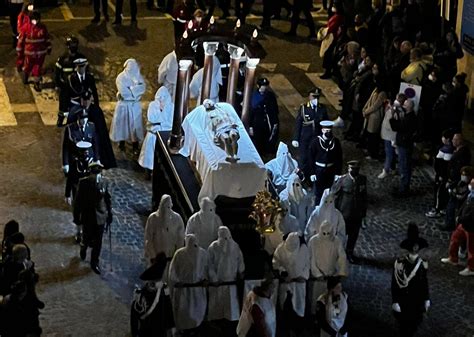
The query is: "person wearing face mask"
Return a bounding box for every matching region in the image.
[444,166,474,231]
[15,2,33,71]
[130,253,175,337]
[391,223,430,337]
[110,58,147,155]
[316,277,350,337]
[73,161,112,275]
[138,86,174,176]
[249,77,279,158]
[441,178,474,276]
[272,232,309,335]
[185,197,222,249]
[169,234,209,333]
[292,88,328,180]
[144,194,185,277]
[305,188,346,244]
[207,226,245,323]
[16,10,51,92]
[309,223,348,317]
[265,142,298,193]
[309,120,343,205]
[332,161,367,263]
[279,173,313,234]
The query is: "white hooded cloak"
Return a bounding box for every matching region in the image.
[318,291,349,337]
[138,86,174,170]
[110,58,146,143]
[144,194,185,270]
[208,226,245,321]
[307,221,348,314]
[305,189,346,243]
[158,50,178,102]
[265,142,298,192]
[169,234,209,330]
[263,211,300,255]
[272,232,309,317]
[189,56,223,103]
[279,173,313,234]
[185,197,222,249]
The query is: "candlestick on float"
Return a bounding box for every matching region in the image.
[207,15,215,33]
[233,19,241,37]
[187,20,193,32]
[250,29,258,46]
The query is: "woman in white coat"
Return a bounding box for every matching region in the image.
[138,86,174,174]
[110,58,146,155]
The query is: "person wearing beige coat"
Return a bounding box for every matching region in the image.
[362,76,387,159]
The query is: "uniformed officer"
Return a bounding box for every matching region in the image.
[333,160,367,263]
[292,88,328,180]
[74,161,112,275]
[54,36,86,127]
[249,77,279,157]
[309,120,343,205]
[66,58,100,115]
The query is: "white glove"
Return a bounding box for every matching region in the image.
[310,175,317,182]
[292,140,299,148]
[392,303,401,313]
[249,127,254,136]
[424,300,430,312]
[63,165,69,174]
[65,197,72,206]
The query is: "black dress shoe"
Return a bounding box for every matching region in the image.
[91,264,101,275]
[80,246,87,260]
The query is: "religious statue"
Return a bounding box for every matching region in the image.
[204,99,240,163]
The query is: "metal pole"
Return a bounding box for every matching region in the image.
[226,45,245,107]
[200,42,219,104]
[241,57,260,128]
[168,59,193,154]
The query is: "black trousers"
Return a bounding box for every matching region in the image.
[346,218,362,256]
[432,177,449,211]
[8,3,23,38]
[115,0,137,21]
[366,131,380,159]
[313,166,337,205]
[261,0,274,27]
[235,0,253,24]
[218,0,230,16]
[81,224,104,266]
[93,0,108,17]
[289,1,315,36]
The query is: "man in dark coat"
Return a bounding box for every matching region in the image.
[131,253,175,337]
[74,162,112,275]
[249,77,279,158]
[292,88,328,180]
[54,36,86,127]
[333,160,367,263]
[392,223,430,337]
[309,120,343,205]
[66,58,100,113]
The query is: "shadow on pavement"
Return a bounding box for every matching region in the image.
[112,24,147,46]
[39,256,92,285]
[78,21,111,43]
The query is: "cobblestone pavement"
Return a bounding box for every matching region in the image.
[0,6,473,337]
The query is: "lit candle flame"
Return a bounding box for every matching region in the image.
[235,19,241,29]
[210,16,215,24]
[252,29,258,39]
[187,20,193,29]
[182,30,188,39]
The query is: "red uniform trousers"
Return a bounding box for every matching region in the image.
[448,224,474,270]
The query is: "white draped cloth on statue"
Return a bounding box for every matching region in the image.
[179,102,267,201]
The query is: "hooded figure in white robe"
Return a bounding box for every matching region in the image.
[279,173,313,234]
[265,142,298,193]
[185,197,222,249]
[158,50,178,102]
[272,232,310,317]
[169,234,209,331]
[189,56,223,103]
[138,86,174,170]
[144,194,185,279]
[305,189,346,243]
[208,226,245,321]
[110,58,146,143]
[308,221,348,314]
[264,209,300,255]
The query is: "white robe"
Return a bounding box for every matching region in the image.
[279,174,313,234]
[307,221,348,314]
[169,235,209,330]
[237,290,276,337]
[318,292,349,337]
[185,197,222,249]
[158,50,178,102]
[265,142,298,192]
[138,86,174,170]
[207,227,245,321]
[263,212,299,255]
[110,59,146,142]
[305,189,346,243]
[189,56,223,103]
[272,233,309,317]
